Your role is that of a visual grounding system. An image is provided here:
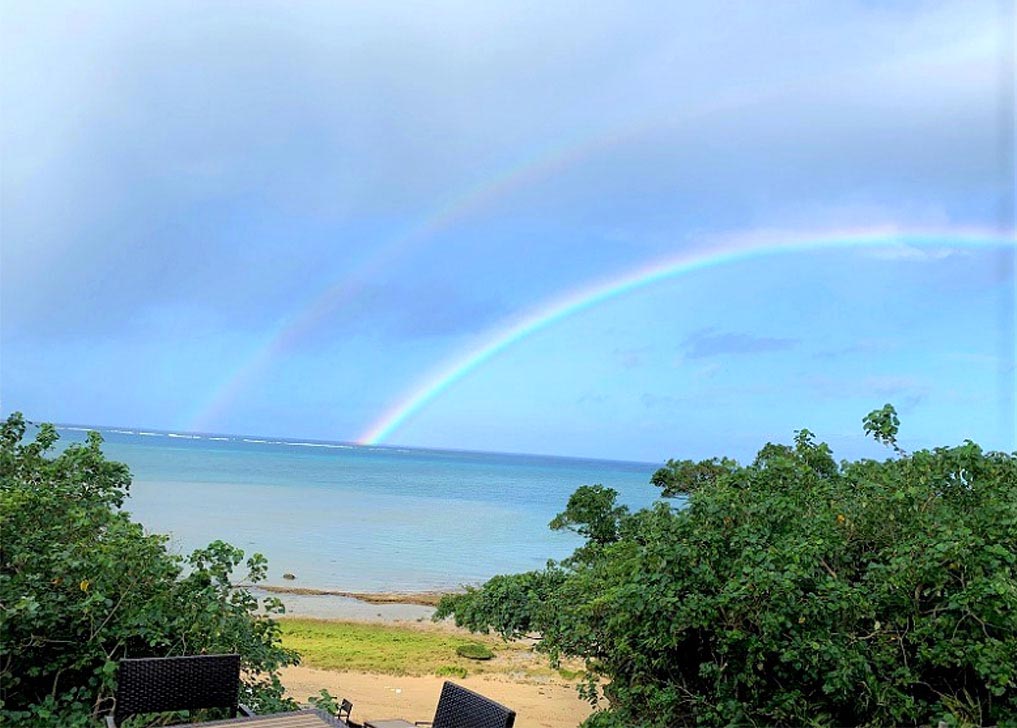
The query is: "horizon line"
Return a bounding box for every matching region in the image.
[24,417,663,468]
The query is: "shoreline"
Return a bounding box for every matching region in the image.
[246,585,448,622]
[253,584,456,607]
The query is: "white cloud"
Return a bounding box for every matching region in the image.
[865,246,970,262]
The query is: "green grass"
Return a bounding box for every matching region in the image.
[455,643,494,660]
[435,665,469,679]
[279,618,536,677]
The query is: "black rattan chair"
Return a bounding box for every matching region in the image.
[339,697,365,727]
[428,682,514,728]
[365,681,515,728]
[106,653,254,727]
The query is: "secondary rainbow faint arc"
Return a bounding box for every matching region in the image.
[188,36,990,432]
[187,129,648,432]
[358,227,1016,445]
[186,146,577,432]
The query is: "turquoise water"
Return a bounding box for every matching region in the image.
[53,426,661,592]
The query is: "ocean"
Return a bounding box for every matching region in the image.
[52,426,662,594]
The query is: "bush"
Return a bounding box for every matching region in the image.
[0,413,300,726]
[306,689,342,716]
[435,665,469,679]
[436,407,1017,727]
[455,643,494,660]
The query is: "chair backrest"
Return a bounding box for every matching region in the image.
[339,698,354,721]
[113,654,241,726]
[431,681,516,728]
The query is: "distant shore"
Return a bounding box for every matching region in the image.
[255,584,454,607]
[245,584,455,621]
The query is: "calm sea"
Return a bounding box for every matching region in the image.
[52,426,661,593]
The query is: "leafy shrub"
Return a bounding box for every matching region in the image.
[0,413,301,726]
[436,407,1017,727]
[306,689,342,716]
[435,665,469,679]
[455,643,494,660]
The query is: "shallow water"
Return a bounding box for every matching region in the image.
[53,426,661,592]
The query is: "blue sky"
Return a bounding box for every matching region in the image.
[1,0,1014,462]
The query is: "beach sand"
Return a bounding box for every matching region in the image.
[281,666,594,728]
[269,587,595,727]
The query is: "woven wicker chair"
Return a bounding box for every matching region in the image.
[429,682,514,728]
[365,681,515,728]
[339,698,362,726]
[105,653,254,727]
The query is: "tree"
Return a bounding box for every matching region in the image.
[436,407,1017,727]
[0,413,300,726]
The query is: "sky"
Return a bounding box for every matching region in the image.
[1,0,1015,463]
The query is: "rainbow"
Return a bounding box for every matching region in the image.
[357,227,1016,445]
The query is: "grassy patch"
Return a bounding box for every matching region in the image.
[435,665,469,679]
[455,643,494,660]
[279,618,532,677]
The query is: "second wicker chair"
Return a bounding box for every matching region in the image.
[105,653,254,727]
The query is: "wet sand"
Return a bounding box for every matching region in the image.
[257,584,449,606]
[251,586,440,621]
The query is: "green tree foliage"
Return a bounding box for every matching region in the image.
[0,413,300,726]
[436,407,1017,727]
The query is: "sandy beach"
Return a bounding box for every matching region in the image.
[269,588,594,728]
[282,666,593,728]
